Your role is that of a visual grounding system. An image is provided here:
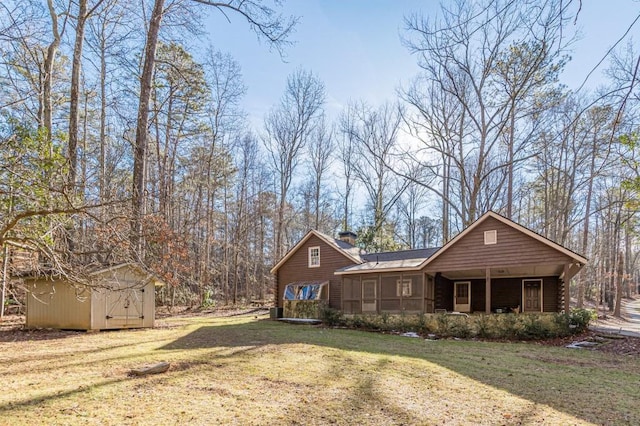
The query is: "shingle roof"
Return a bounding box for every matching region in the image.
[361,247,440,263]
[337,247,440,274]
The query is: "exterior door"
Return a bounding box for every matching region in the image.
[523,279,542,312]
[362,279,377,312]
[106,287,145,327]
[454,281,471,312]
[425,274,435,313]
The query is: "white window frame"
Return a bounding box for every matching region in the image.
[308,246,320,268]
[396,278,412,297]
[484,230,497,245]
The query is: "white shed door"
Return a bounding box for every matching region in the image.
[105,287,145,328]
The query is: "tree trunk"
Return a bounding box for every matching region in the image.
[132,0,165,255]
[43,0,62,145]
[614,250,624,318]
[68,0,88,191]
[0,245,8,319]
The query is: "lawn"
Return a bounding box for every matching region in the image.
[0,312,638,425]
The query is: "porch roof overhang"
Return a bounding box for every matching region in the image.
[335,261,585,280]
[334,258,427,275]
[433,262,584,281]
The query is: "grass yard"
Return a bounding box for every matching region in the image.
[1,312,638,426]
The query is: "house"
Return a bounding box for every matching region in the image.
[24,263,163,330]
[270,211,587,316]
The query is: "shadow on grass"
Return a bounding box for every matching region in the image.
[0,328,84,342]
[160,318,639,425]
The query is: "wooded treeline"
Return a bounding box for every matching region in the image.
[1,0,639,316]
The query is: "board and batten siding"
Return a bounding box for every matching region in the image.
[426,216,573,272]
[277,235,358,310]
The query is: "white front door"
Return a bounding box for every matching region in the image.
[454,281,471,312]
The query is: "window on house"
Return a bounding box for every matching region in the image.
[308,246,320,267]
[396,279,412,297]
[283,282,327,300]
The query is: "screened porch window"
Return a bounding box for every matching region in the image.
[396,279,412,297]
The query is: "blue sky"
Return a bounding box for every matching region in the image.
[202,0,640,129]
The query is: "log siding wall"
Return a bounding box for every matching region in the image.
[276,235,358,309]
[426,217,573,272]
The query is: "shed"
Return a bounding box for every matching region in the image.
[25,263,162,330]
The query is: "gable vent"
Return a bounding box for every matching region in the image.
[484,230,497,245]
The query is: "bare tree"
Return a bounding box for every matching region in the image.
[131,0,296,255]
[308,114,334,230]
[343,100,408,250]
[68,0,105,191]
[263,68,325,258]
[403,0,571,229]
[338,104,357,232]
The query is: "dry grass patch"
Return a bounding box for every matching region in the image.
[0,314,638,425]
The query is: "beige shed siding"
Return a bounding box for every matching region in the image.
[26,280,91,329]
[277,235,358,310]
[25,264,157,331]
[426,216,573,271]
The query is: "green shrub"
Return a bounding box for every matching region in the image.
[516,314,551,340]
[567,308,596,333]
[320,307,345,326]
[448,316,473,338]
[498,313,520,339]
[324,311,583,340]
[380,312,390,326]
[202,289,215,308]
[474,315,498,339]
[435,313,450,335]
[416,313,430,334]
[347,315,366,329]
[284,300,327,318]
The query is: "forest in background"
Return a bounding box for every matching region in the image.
[1,0,639,316]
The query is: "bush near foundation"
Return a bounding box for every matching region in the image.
[319,308,596,340]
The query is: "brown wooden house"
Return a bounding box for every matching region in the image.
[270,230,363,316]
[271,212,587,317]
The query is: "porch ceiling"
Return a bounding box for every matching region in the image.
[440,264,566,280]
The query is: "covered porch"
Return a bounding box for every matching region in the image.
[428,261,582,314]
[339,261,583,315]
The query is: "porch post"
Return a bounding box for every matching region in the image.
[485,268,491,313]
[563,263,570,312]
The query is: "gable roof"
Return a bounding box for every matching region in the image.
[270,230,364,274]
[336,211,587,275]
[419,211,587,269]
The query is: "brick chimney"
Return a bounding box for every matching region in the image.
[338,231,357,246]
